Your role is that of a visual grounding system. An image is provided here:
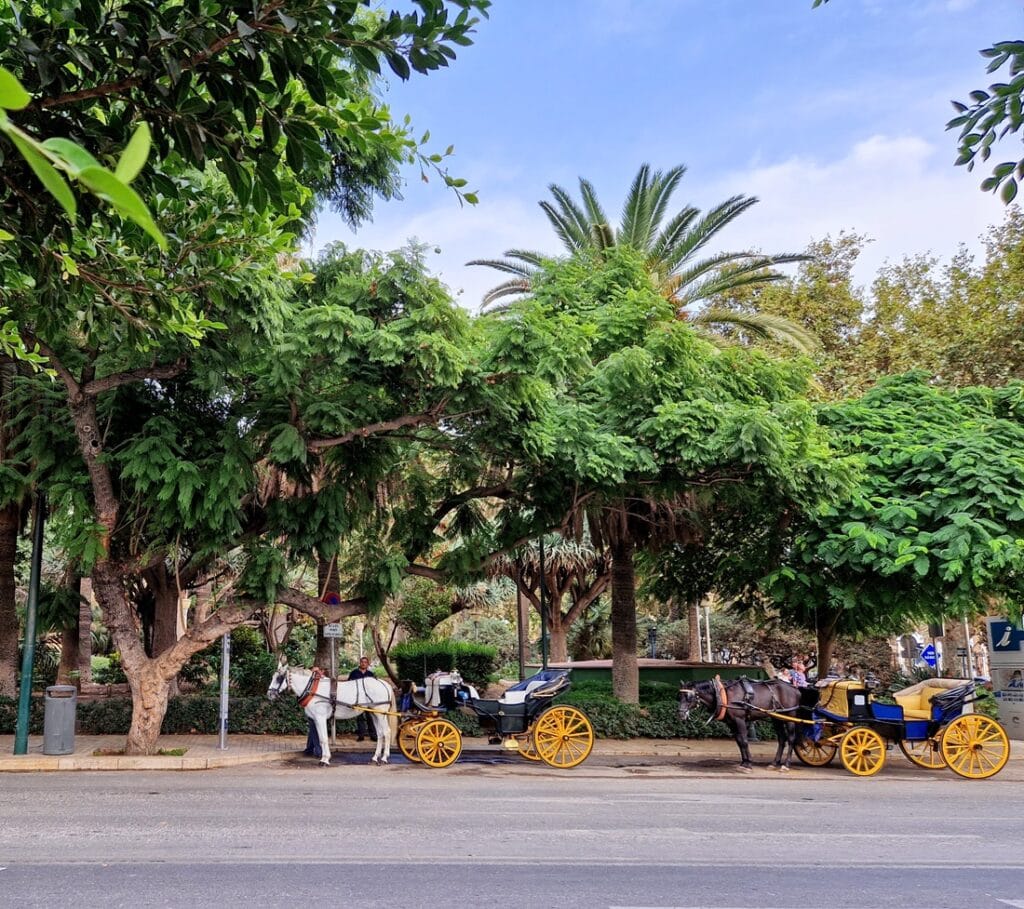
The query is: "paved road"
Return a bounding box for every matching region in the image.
[2,759,1023,908]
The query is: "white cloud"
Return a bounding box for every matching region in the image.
[313,134,1007,307]
[702,134,1005,289]
[313,188,557,312]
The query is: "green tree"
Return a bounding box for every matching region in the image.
[763,373,1024,672]
[454,247,843,702]
[469,163,815,351]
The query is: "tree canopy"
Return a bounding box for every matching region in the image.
[764,373,1024,669]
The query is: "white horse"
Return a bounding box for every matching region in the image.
[267,657,396,766]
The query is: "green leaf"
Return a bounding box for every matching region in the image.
[76,165,166,248]
[8,132,77,219]
[114,122,152,184]
[40,137,102,174]
[60,253,79,276]
[0,66,31,110]
[0,228,13,241]
[913,555,930,576]
[1002,177,1019,204]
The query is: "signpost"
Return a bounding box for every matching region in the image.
[323,622,344,744]
[988,618,1024,740]
[919,644,937,668]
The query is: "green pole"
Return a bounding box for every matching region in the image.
[539,536,548,670]
[14,492,45,755]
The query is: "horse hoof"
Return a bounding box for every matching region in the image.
[738,765,754,774]
[779,765,790,773]
[318,761,330,768]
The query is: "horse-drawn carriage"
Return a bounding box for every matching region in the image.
[794,677,1010,779]
[679,673,1010,779]
[397,668,595,769]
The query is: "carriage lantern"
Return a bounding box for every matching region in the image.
[647,625,658,659]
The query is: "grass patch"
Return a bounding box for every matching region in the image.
[157,747,188,756]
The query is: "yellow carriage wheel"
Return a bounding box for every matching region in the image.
[532,705,594,769]
[839,727,886,777]
[795,725,839,767]
[398,720,424,763]
[415,718,462,768]
[515,732,542,761]
[940,714,1010,780]
[898,737,946,770]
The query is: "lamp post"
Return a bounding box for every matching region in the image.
[539,536,548,670]
[14,492,46,755]
[647,625,657,659]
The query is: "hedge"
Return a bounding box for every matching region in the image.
[390,640,498,687]
[0,693,768,740]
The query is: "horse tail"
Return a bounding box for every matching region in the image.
[387,683,398,743]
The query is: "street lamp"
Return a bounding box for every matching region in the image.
[647,625,657,659]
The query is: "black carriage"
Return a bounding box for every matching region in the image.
[794,678,1009,778]
[397,668,594,769]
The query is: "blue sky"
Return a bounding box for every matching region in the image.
[314,1,1020,308]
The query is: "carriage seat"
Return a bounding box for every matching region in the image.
[894,679,973,720]
[497,669,571,704]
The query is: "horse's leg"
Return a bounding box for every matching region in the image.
[731,717,753,771]
[371,713,389,765]
[770,720,786,769]
[315,709,331,766]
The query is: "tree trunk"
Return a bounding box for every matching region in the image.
[78,577,93,683]
[548,620,569,664]
[314,554,339,670]
[609,536,638,704]
[57,576,81,685]
[815,604,841,678]
[150,573,181,697]
[686,598,701,662]
[0,503,20,697]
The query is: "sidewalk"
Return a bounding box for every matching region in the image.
[0,733,782,772]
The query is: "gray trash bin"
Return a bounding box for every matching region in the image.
[43,685,77,755]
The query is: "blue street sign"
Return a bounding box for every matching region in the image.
[990,620,1024,652]
[920,644,937,667]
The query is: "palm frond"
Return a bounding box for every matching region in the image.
[693,308,820,353]
[642,165,687,248]
[660,195,759,273]
[578,178,612,243]
[540,199,590,254]
[466,256,538,278]
[619,163,653,249]
[480,278,533,309]
[546,185,592,252]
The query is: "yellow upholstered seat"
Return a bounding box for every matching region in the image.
[893,679,972,720]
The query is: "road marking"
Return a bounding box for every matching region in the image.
[997,901,1024,908]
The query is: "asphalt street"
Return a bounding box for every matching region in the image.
[2,759,1023,909]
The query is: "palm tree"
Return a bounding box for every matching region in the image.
[469,163,815,352]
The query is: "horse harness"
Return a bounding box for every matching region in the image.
[709,675,797,723]
[295,668,387,713]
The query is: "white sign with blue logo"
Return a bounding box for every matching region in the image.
[987,618,1024,741]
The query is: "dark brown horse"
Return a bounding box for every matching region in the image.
[678,676,804,772]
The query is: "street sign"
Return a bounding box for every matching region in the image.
[920,644,937,667]
[323,623,344,638]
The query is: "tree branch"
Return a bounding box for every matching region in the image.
[276,585,367,621]
[83,359,188,396]
[308,401,450,451]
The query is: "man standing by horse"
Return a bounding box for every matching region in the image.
[349,656,377,742]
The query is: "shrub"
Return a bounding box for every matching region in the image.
[92,652,127,684]
[391,639,497,687]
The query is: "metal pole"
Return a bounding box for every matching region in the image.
[218,633,230,750]
[704,605,713,663]
[539,536,548,670]
[14,493,45,755]
[329,638,336,746]
[515,561,526,681]
[963,616,975,679]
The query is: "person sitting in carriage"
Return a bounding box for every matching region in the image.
[789,658,808,688]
